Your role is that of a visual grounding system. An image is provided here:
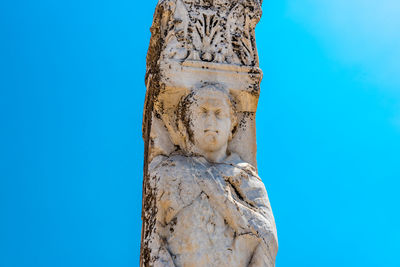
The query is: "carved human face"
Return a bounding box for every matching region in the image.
[188,90,233,156]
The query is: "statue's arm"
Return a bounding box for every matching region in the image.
[144,194,176,267]
[146,225,176,267]
[145,158,177,267]
[195,168,278,260]
[219,186,278,267]
[228,172,279,264]
[229,172,276,227]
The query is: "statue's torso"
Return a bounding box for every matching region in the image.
[152,155,259,267]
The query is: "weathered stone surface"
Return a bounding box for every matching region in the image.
[141,1,277,266]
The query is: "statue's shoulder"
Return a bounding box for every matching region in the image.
[149,154,193,173]
[149,154,200,194]
[224,153,260,180]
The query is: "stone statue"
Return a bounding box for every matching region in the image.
[146,84,278,266]
[140,1,278,266]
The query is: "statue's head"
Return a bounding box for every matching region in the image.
[178,83,238,162]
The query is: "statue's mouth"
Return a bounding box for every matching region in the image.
[204,130,218,134]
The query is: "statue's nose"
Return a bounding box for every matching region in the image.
[205,113,217,129]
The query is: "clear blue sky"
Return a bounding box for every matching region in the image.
[1,1,399,266]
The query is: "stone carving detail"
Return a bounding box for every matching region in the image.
[141,1,277,266]
[161,0,262,66]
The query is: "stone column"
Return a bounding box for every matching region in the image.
[141,1,277,266]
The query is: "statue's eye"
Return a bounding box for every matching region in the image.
[215,110,221,117]
[201,107,208,115]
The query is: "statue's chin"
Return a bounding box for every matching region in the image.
[193,136,227,158]
[202,145,226,155]
[204,134,221,146]
[201,141,219,151]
